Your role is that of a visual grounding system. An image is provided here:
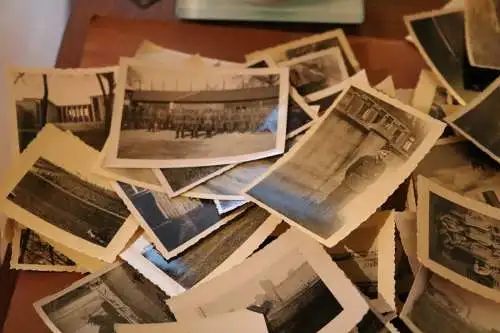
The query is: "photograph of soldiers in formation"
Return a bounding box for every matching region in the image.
[36,263,174,333]
[12,68,116,152]
[8,158,129,248]
[247,85,440,244]
[427,191,500,294]
[109,60,289,167]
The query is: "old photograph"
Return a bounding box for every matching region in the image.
[396,211,420,274]
[105,58,290,168]
[0,125,138,262]
[214,199,248,214]
[417,177,500,303]
[245,29,360,76]
[446,76,500,164]
[413,137,500,205]
[353,308,398,333]
[115,181,244,259]
[167,230,370,333]
[411,70,452,121]
[120,207,280,295]
[281,48,349,97]
[465,0,500,70]
[327,211,396,314]
[10,227,83,272]
[245,84,444,247]
[34,262,175,333]
[401,268,500,333]
[10,67,117,152]
[405,9,481,105]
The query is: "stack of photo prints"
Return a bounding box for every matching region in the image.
[2,1,500,332]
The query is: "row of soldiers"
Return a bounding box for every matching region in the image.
[122,101,274,139]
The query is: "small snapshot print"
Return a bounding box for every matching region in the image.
[214,199,248,215]
[464,0,500,70]
[115,181,244,259]
[120,206,280,295]
[34,262,175,333]
[10,227,83,273]
[245,29,360,76]
[280,47,349,97]
[246,84,444,247]
[413,137,500,205]
[417,177,500,303]
[411,70,452,122]
[401,268,500,333]
[10,67,117,153]
[105,58,289,168]
[0,125,138,262]
[167,230,370,333]
[446,76,500,165]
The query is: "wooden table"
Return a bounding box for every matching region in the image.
[1,1,444,331]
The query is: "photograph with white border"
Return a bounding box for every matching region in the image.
[104,58,290,168]
[0,125,138,262]
[34,262,175,333]
[120,206,280,295]
[401,267,500,333]
[166,229,371,333]
[417,176,500,303]
[245,84,445,247]
[395,211,420,274]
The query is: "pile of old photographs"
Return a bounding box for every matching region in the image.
[1,1,500,331]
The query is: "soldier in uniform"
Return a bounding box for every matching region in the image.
[173,107,186,139]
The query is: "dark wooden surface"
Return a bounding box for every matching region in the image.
[1,0,445,332]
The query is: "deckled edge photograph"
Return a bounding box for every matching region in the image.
[244,83,445,248]
[374,76,397,98]
[411,70,440,114]
[113,182,246,260]
[396,211,420,275]
[166,229,371,332]
[245,28,360,76]
[417,175,500,303]
[120,213,281,296]
[104,57,290,168]
[0,124,138,263]
[10,225,86,273]
[445,76,500,164]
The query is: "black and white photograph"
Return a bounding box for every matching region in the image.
[115,181,245,259]
[167,230,370,333]
[417,177,500,303]
[34,262,175,333]
[214,199,248,214]
[10,67,117,152]
[245,29,360,76]
[280,48,349,97]
[120,206,280,295]
[401,268,500,333]
[0,125,138,262]
[405,9,496,105]
[413,137,500,205]
[353,308,397,333]
[10,227,82,272]
[105,58,290,168]
[246,84,444,247]
[446,76,500,164]
[465,0,500,70]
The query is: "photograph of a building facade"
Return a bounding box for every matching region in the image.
[13,69,116,151]
[248,86,426,239]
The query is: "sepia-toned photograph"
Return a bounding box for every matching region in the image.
[10,67,117,152]
[417,177,500,303]
[115,181,244,259]
[167,230,370,332]
[413,137,500,205]
[328,211,396,314]
[10,227,82,272]
[411,70,452,122]
[0,125,138,262]
[121,207,280,295]
[465,0,500,70]
[405,9,480,105]
[105,58,290,168]
[446,77,500,164]
[245,29,360,76]
[246,85,444,247]
[34,262,175,333]
[401,268,500,333]
[281,47,349,97]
